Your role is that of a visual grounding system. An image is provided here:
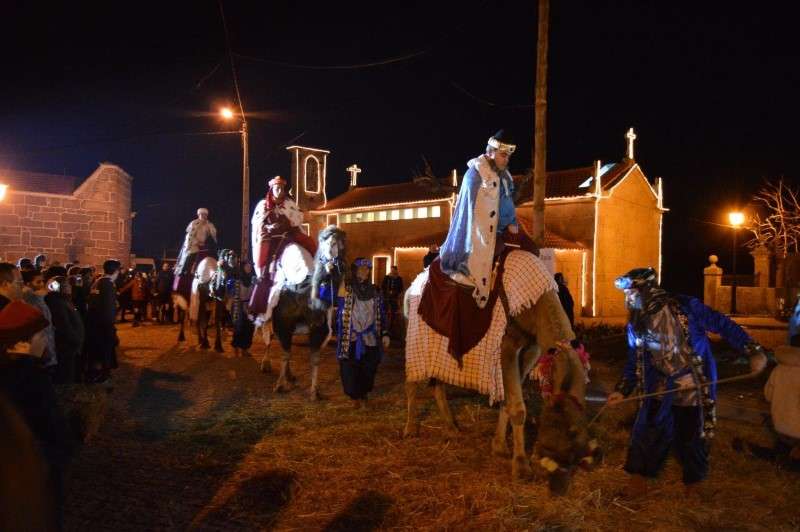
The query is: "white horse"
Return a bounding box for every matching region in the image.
[172,256,221,350]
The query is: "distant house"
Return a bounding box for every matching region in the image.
[0,163,133,268]
[271,130,665,318]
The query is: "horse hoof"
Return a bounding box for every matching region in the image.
[402,423,420,439]
[491,438,511,458]
[308,389,323,401]
[512,456,533,480]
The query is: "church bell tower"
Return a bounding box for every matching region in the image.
[286,145,329,212]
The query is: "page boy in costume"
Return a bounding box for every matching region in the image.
[439,130,535,308]
[249,175,317,314]
[607,267,767,496]
[335,258,390,409]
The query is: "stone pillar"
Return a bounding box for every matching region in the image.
[750,245,772,288]
[704,255,723,310]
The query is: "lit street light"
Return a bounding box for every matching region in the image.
[0,183,8,202]
[220,106,250,260]
[728,211,745,314]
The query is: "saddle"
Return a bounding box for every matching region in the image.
[418,249,512,364]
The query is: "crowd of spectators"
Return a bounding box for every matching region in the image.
[0,253,176,530]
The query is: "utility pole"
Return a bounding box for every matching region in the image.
[531,0,550,247]
[241,120,250,260]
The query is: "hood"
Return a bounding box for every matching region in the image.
[774,345,800,367]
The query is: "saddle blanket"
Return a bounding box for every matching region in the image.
[405,250,556,404]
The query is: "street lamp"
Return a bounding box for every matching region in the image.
[220,106,250,260]
[729,211,745,314]
[0,183,8,202]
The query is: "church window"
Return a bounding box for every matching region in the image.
[341,214,351,223]
[304,156,320,193]
[431,205,441,218]
[403,208,414,220]
[366,211,375,222]
[353,212,364,223]
[417,207,428,218]
[377,210,388,221]
[390,210,400,220]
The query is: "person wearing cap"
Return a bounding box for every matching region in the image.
[249,175,317,314]
[173,207,218,295]
[335,257,390,408]
[33,254,48,272]
[607,267,767,497]
[439,130,531,308]
[85,259,122,384]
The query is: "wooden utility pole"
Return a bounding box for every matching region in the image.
[531,0,549,247]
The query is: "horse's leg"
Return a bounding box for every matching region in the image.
[432,381,459,436]
[178,308,186,342]
[501,336,532,480]
[402,380,421,438]
[259,322,272,373]
[273,327,294,393]
[494,344,539,457]
[199,305,210,349]
[308,348,322,401]
[214,303,224,353]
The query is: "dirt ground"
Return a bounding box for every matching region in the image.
[63,321,800,531]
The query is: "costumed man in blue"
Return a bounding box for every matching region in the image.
[439,130,534,308]
[607,267,767,497]
[335,257,390,409]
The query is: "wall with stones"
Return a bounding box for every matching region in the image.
[0,163,132,268]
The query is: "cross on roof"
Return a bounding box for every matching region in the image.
[347,164,361,187]
[626,127,637,160]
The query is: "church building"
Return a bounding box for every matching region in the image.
[284,129,665,319]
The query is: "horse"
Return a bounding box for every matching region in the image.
[172,256,222,350]
[256,225,346,400]
[402,250,598,492]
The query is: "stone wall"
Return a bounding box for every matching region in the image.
[0,163,133,268]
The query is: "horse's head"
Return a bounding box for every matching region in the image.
[217,249,237,271]
[535,343,601,496]
[317,225,346,264]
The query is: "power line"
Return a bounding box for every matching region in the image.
[450,80,535,109]
[234,48,430,70]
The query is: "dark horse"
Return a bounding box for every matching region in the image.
[258,225,346,400]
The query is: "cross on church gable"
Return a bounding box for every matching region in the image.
[347,164,362,187]
[626,127,637,160]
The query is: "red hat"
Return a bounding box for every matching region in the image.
[0,300,49,346]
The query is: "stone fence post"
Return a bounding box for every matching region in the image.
[750,245,772,288]
[704,255,723,310]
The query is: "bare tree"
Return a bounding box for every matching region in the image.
[531,0,549,248]
[745,178,800,256]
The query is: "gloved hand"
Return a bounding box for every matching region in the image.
[746,342,768,374]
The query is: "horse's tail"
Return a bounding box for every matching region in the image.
[189,277,201,321]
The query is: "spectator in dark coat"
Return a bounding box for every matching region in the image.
[155,262,174,323]
[44,275,84,384]
[554,272,575,327]
[86,259,121,383]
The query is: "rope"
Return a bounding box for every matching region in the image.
[588,371,763,426]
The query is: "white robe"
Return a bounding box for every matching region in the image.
[250,197,304,279]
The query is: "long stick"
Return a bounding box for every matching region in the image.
[588,371,762,425]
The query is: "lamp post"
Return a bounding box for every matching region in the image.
[220,107,250,260]
[728,211,745,314]
[0,183,8,202]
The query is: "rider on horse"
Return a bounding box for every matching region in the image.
[173,207,218,297]
[249,175,317,315]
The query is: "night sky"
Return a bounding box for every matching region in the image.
[1,1,797,296]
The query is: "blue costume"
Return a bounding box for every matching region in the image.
[335,259,389,401]
[615,269,755,484]
[440,155,517,276]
